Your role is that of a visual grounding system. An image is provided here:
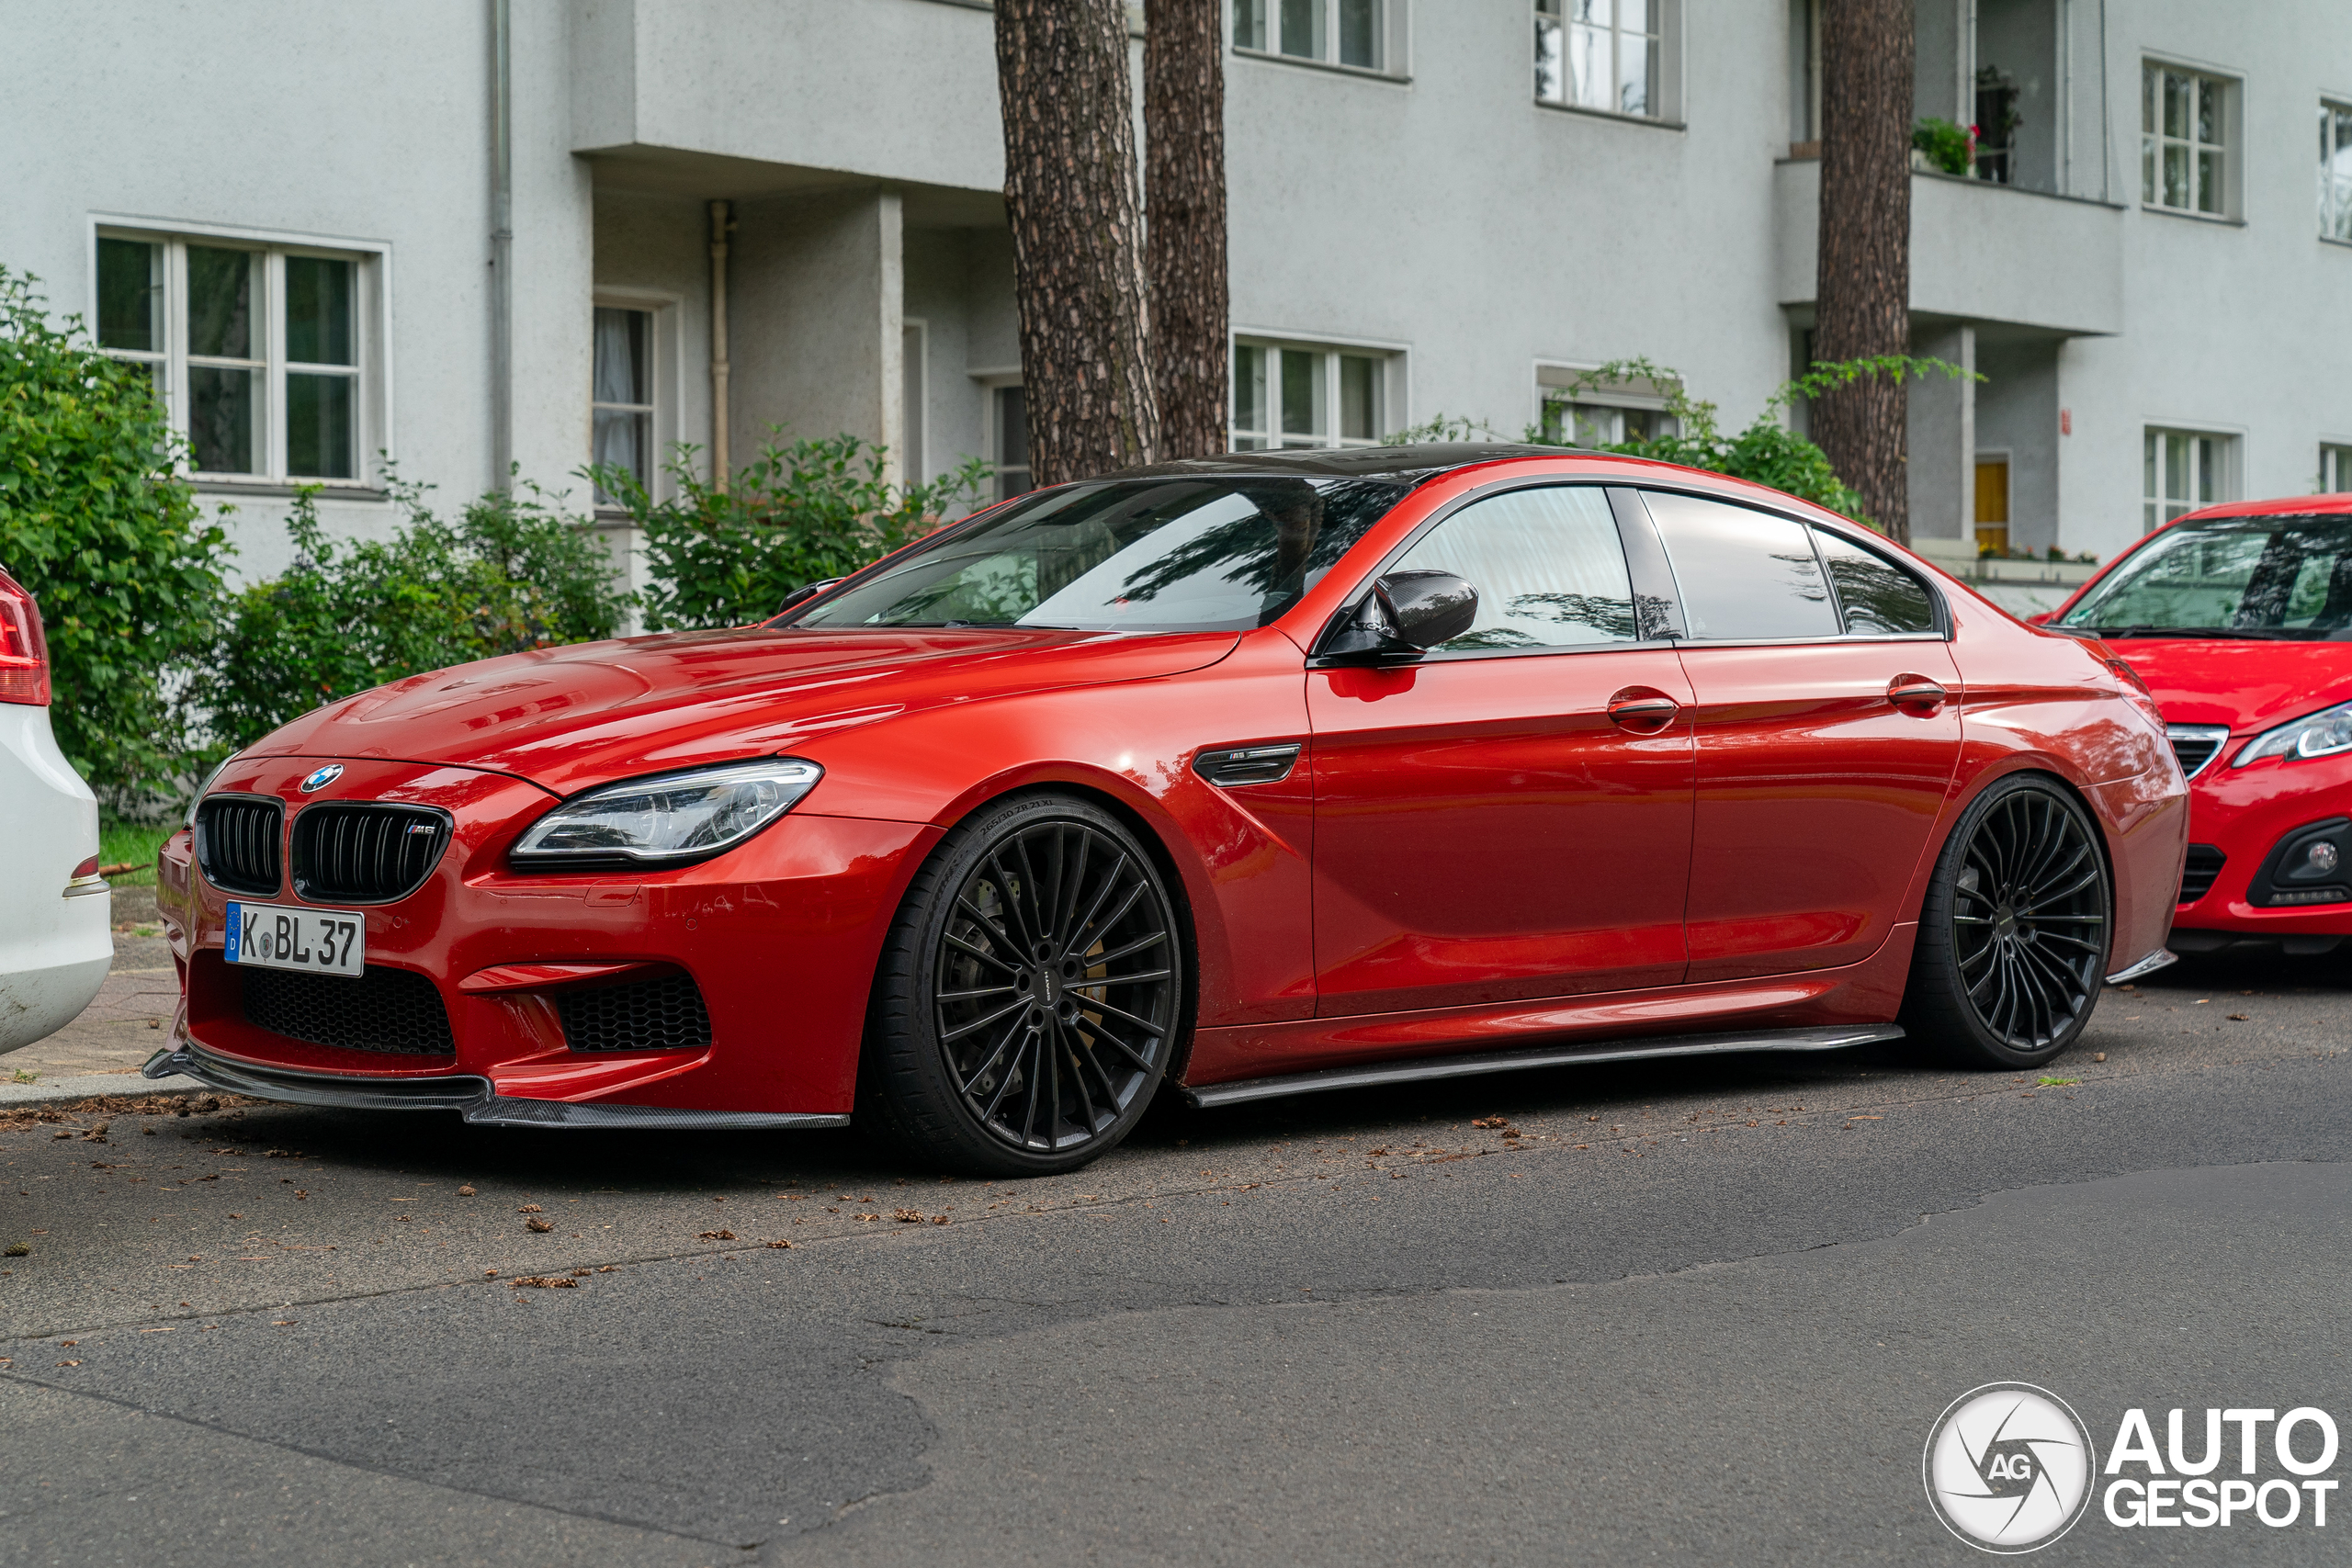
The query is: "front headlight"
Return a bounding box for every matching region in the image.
[510,758,824,866]
[2232,699,2352,768]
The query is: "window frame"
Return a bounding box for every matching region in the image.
[1307,477,1946,668]
[2320,443,2352,494]
[1231,0,1406,78]
[1534,363,1679,447]
[589,292,675,509]
[2322,99,2352,244]
[1230,336,1399,452]
[2143,426,2236,533]
[900,316,930,487]
[87,218,389,492]
[1533,0,1683,126]
[1633,486,1948,647]
[977,372,1032,504]
[2140,60,2240,220]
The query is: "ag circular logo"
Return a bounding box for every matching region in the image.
[299,763,344,793]
[1924,1383,2098,1552]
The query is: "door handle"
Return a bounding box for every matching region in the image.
[1888,675,1949,708]
[1607,692,1680,728]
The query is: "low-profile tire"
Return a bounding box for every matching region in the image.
[1901,773,2111,1071]
[858,794,1186,1176]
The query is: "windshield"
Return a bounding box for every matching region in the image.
[784,476,1409,634]
[2056,514,2352,639]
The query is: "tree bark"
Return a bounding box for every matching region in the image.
[1144,0,1229,461]
[1812,0,1913,542]
[995,0,1159,487]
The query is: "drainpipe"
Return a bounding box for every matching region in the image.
[489,0,514,491]
[709,199,732,490]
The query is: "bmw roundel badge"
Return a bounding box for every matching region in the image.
[299,763,345,793]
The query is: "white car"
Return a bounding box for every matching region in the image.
[0,568,109,1053]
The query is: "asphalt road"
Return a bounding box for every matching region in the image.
[3,949,2348,1567]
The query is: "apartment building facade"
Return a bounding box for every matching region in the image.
[6,0,2347,593]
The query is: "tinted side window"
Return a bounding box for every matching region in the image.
[1390,486,1637,651]
[1815,528,1937,634]
[1641,491,1838,640]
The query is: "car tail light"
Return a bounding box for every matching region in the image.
[0,569,50,706]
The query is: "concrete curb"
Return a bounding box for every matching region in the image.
[0,1072,205,1108]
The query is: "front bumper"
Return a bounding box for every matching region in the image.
[2171,743,2352,943]
[163,754,935,1118]
[141,1037,846,1129]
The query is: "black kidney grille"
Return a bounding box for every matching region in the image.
[292,805,450,903]
[196,797,284,897]
[2178,844,2226,905]
[558,974,714,1054]
[243,964,456,1055]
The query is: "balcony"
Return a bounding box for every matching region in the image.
[1773,161,2124,338]
[571,0,1005,201]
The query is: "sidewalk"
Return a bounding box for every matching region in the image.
[2,884,202,1107]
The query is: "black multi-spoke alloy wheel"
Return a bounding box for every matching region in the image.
[1903,773,2111,1069]
[861,795,1186,1175]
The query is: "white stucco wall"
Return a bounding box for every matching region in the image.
[2054,0,2352,559]
[0,0,595,581]
[1225,0,1795,442]
[6,0,2347,585]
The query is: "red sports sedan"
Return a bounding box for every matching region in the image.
[149,446,2184,1173]
[2041,494,2352,958]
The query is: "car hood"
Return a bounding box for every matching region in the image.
[247,626,1242,795]
[2104,637,2352,732]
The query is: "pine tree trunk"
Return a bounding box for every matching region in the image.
[1144,0,1229,461]
[996,0,1159,487]
[1812,0,1913,543]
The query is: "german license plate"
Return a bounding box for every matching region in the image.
[224,901,366,978]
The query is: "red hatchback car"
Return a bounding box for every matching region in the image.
[149,446,2185,1173]
[2041,494,2352,958]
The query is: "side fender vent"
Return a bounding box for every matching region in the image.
[1193,743,1303,788]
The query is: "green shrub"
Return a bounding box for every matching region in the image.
[0,266,232,805]
[1913,117,1977,176]
[192,478,631,753]
[588,433,990,632]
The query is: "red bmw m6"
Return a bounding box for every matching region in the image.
[151,446,2186,1173]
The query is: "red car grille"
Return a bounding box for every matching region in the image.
[292,804,450,904]
[243,965,456,1055]
[2177,845,2226,905]
[195,798,284,897]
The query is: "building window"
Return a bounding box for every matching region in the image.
[1233,0,1384,71]
[2142,63,2229,217]
[1538,396,1674,447]
[901,320,928,485]
[2322,102,2352,242]
[96,231,373,482]
[2323,444,2352,493]
[1536,366,1676,448]
[592,306,654,498]
[991,385,1032,503]
[2144,428,2231,532]
[1231,342,1387,450]
[1535,0,1663,118]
